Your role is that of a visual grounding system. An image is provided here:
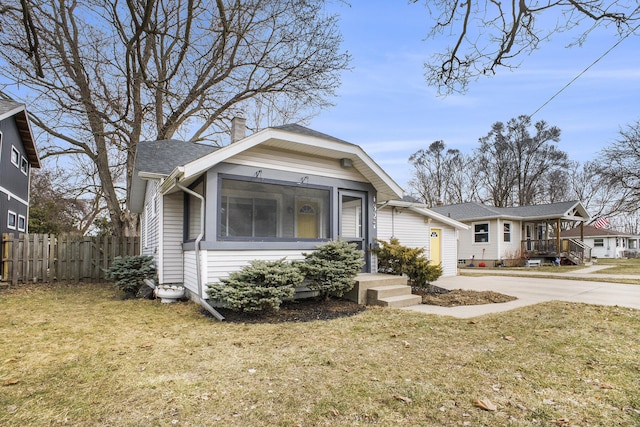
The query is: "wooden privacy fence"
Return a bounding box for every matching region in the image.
[1,233,139,285]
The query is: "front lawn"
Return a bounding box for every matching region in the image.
[595,257,640,274]
[1,283,639,426]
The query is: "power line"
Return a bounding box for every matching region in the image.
[530,24,639,118]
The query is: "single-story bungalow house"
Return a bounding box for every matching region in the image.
[376,200,469,277]
[561,225,640,259]
[130,119,408,304]
[431,201,591,266]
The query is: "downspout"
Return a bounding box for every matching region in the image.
[175,179,225,321]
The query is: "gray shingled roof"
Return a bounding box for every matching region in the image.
[431,200,585,221]
[561,225,635,238]
[0,99,23,117]
[135,139,219,175]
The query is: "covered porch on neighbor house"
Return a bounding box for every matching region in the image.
[521,218,591,265]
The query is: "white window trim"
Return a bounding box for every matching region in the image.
[11,146,20,168]
[8,210,17,230]
[17,214,26,232]
[503,222,512,242]
[20,156,28,175]
[473,222,490,244]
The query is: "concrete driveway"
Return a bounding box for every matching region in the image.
[403,273,640,318]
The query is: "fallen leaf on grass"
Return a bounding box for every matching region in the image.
[393,394,413,403]
[140,342,153,349]
[502,336,516,341]
[599,383,615,390]
[3,379,19,386]
[402,340,411,348]
[473,398,497,411]
[3,358,18,365]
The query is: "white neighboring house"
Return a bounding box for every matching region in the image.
[377,200,469,277]
[561,225,640,259]
[431,200,591,265]
[130,119,405,301]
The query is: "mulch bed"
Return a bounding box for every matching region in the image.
[413,284,517,307]
[212,296,366,324]
[210,285,517,323]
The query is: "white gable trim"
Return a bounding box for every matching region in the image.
[160,127,403,201]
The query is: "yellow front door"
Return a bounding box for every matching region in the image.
[296,201,319,238]
[430,228,441,264]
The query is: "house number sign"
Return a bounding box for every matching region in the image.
[372,196,377,230]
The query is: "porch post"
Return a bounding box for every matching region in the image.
[556,218,561,255]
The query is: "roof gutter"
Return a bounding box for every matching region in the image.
[174,178,224,321]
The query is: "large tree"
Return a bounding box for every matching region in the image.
[595,120,640,215]
[408,140,476,206]
[417,0,640,94]
[0,0,349,237]
[475,115,568,207]
[28,167,102,235]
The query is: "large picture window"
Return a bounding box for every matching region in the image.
[219,177,330,240]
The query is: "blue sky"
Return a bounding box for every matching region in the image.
[311,2,640,190]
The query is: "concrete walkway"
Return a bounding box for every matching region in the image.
[402,268,640,318]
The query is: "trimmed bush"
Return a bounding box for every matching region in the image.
[374,238,442,288]
[301,239,364,300]
[206,259,304,313]
[104,255,156,296]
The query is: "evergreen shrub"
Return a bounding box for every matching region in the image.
[374,238,442,288]
[206,259,304,313]
[105,255,156,295]
[301,239,364,300]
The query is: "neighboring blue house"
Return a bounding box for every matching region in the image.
[0,100,40,236]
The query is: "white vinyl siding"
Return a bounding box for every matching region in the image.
[377,207,429,249]
[183,251,198,294]
[141,180,160,258]
[204,249,307,287]
[162,192,185,283]
[435,222,459,277]
[376,207,459,277]
[228,146,368,182]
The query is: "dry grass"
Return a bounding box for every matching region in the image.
[2,283,640,426]
[595,258,640,275]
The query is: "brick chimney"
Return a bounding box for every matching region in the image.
[230,116,246,143]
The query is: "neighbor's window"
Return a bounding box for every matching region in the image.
[17,215,26,232]
[503,222,511,242]
[474,223,489,243]
[11,146,20,167]
[219,177,330,240]
[7,211,17,230]
[20,157,28,175]
[594,238,604,247]
[629,239,637,250]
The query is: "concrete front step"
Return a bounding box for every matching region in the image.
[367,283,421,307]
[345,273,409,305]
[374,294,423,308]
[367,284,414,302]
